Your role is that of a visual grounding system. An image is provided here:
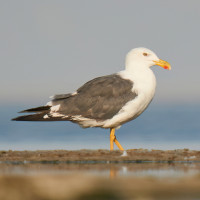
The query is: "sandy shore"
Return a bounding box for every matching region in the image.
[0,149,200,162]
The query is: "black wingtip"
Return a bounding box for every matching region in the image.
[11,114,39,121]
[18,106,51,113]
[11,116,27,121]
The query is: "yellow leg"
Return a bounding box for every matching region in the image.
[114,138,124,151]
[110,128,115,150]
[110,128,124,151]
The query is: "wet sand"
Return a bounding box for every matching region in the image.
[0,149,200,200]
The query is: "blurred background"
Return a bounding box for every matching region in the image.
[0,0,200,150]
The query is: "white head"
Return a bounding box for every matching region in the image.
[125,47,171,71]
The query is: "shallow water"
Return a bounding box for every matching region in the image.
[0,161,199,178]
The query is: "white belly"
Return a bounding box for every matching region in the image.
[103,69,156,128]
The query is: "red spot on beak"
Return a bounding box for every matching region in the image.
[164,66,168,69]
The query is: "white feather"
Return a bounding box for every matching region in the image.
[51,113,65,118]
[46,101,52,106]
[50,104,60,112]
[43,114,49,119]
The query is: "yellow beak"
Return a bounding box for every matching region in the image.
[153,59,171,70]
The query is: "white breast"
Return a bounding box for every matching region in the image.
[103,68,156,128]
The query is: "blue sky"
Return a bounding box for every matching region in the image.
[1,0,200,106]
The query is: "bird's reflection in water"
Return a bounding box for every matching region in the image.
[110,166,128,179]
[110,150,128,178]
[109,166,118,179]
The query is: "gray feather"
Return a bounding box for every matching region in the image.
[52,74,137,120]
[13,74,137,122]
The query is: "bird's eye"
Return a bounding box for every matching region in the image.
[143,52,148,56]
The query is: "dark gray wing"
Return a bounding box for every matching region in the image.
[52,74,137,120]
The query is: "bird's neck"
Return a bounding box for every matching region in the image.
[122,62,156,87]
[125,62,150,74]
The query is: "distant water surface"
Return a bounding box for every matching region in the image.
[0,104,200,150]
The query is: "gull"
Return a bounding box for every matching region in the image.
[12,47,171,151]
